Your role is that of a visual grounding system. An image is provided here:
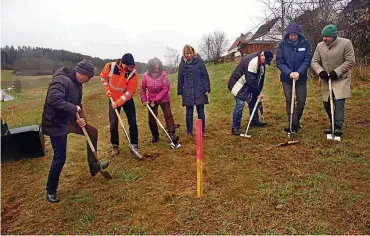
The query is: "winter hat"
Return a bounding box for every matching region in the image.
[321,24,338,37]
[264,50,273,65]
[75,59,94,78]
[121,53,135,66]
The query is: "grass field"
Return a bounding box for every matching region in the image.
[1,63,369,234]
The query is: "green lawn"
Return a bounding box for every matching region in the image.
[1,63,369,234]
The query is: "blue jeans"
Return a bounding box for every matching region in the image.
[46,124,98,194]
[186,105,205,134]
[232,97,259,130]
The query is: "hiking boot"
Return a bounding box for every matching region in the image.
[87,156,99,176]
[151,136,159,143]
[111,145,119,157]
[334,128,343,137]
[250,120,267,127]
[169,133,180,144]
[130,144,139,153]
[100,161,109,170]
[46,193,60,203]
[324,128,332,134]
[231,128,242,135]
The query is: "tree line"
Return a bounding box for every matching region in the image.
[1,46,150,75]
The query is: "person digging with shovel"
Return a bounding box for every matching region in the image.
[140,57,180,147]
[311,24,355,139]
[228,50,274,136]
[42,60,110,203]
[276,22,312,134]
[100,53,140,157]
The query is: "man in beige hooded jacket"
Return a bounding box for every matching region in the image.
[311,24,355,136]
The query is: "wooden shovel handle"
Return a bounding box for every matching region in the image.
[76,113,96,153]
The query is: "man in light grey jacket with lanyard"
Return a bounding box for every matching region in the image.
[311,24,355,137]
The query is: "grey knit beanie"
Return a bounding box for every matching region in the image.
[75,59,94,78]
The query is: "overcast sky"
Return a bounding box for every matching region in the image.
[1,0,267,63]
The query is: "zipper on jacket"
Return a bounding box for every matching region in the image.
[154,76,157,97]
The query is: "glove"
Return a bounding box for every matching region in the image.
[115,98,125,107]
[319,71,329,80]
[329,71,339,80]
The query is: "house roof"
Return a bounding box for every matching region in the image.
[250,18,280,40]
[246,40,278,44]
[228,32,253,51]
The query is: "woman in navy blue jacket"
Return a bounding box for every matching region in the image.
[178,45,211,136]
[276,22,312,132]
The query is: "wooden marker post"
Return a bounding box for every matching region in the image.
[196,119,203,198]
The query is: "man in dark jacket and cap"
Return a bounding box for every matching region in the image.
[42,59,101,203]
[228,50,273,135]
[276,22,312,132]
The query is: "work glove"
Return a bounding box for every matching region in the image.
[329,71,339,80]
[319,71,330,80]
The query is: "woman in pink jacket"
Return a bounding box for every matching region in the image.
[140,57,180,144]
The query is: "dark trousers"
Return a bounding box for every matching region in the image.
[46,123,98,194]
[148,101,176,138]
[186,105,205,134]
[323,93,345,130]
[247,94,260,122]
[109,99,138,146]
[283,82,307,127]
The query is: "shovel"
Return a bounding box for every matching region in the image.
[109,97,143,159]
[146,103,181,149]
[76,113,112,179]
[266,140,299,151]
[327,77,341,141]
[240,98,261,138]
[287,79,298,141]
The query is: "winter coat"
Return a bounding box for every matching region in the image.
[228,52,265,102]
[177,55,211,106]
[140,71,171,104]
[276,23,312,85]
[41,67,83,136]
[311,37,355,101]
[100,60,139,107]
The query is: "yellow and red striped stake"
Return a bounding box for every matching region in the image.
[196,119,203,198]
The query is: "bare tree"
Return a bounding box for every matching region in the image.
[164,47,180,72]
[260,0,356,48]
[198,30,229,63]
[259,0,350,40]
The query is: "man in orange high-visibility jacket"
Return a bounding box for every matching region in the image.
[100,53,139,157]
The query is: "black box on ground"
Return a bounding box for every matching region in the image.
[1,124,45,160]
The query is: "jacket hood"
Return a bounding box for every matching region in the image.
[53,67,73,78]
[53,67,79,83]
[284,23,304,39]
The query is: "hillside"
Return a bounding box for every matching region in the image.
[1,63,370,234]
